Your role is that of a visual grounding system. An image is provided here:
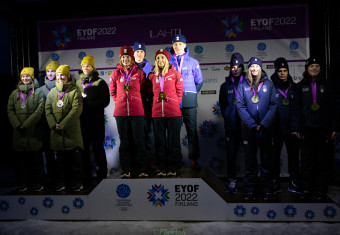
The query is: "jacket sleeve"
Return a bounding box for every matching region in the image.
[22,91,45,128]
[7,91,21,128]
[59,90,83,130]
[236,82,257,129]
[45,91,57,129]
[193,60,203,92]
[219,83,226,117]
[109,72,117,101]
[175,71,183,104]
[260,82,277,128]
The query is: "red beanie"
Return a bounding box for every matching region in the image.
[120,46,134,58]
[155,49,170,62]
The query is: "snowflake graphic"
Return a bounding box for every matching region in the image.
[104,114,108,125]
[212,101,222,119]
[43,197,54,208]
[305,210,315,220]
[52,26,71,49]
[147,184,170,207]
[0,200,9,212]
[221,15,244,38]
[323,206,337,219]
[104,136,116,149]
[251,207,259,215]
[73,198,84,209]
[62,205,70,214]
[234,205,246,217]
[181,135,189,148]
[284,205,297,218]
[208,156,224,171]
[18,197,25,205]
[30,207,38,216]
[266,210,277,219]
[199,120,218,138]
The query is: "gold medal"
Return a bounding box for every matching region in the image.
[282,98,289,106]
[57,100,64,108]
[311,102,319,111]
[159,92,166,100]
[251,95,259,103]
[233,99,237,106]
[124,83,131,91]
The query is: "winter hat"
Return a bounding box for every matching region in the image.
[56,65,71,79]
[274,57,289,72]
[46,61,59,72]
[120,46,134,58]
[172,34,187,44]
[81,56,95,68]
[20,67,34,78]
[305,57,321,70]
[230,53,244,67]
[133,42,146,53]
[248,57,262,68]
[155,49,170,62]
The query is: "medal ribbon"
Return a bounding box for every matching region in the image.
[81,79,96,92]
[252,82,263,96]
[277,82,292,99]
[174,53,185,73]
[20,90,33,102]
[311,81,317,103]
[231,75,243,99]
[159,75,165,92]
[121,67,136,84]
[57,88,70,101]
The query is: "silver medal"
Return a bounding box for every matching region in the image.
[57,100,64,108]
[82,92,87,98]
[21,102,26,109]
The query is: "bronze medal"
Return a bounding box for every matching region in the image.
[282,98,289,106]
[233,99,237,106]
[311,102,319,111]
[124,83,131,91]
[159,92,166,100]
[251,95,259,104]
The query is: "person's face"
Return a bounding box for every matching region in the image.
[249,64,261,76]
[121,55,133,68]
[46,69,56,81]
[82,64,94,75]
[231,65,243,77]
[277,68,288,81]
[134,50,145,63]
[21,74,33,85]
[307,64,321,77]
[56,73,69,84]
[156,54,168,68]
[172,42,186,55]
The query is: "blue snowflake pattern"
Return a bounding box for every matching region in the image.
[181,135,189,148]
[221,15,244,38]
[212,101,222,119]
[18,197,25,205]
[104,136,116,150]
[284,205,297,218]
[62,206,70,214]
[305,210,315,220]
[73,198,84,209]
[0,200,9,212]
[251,207,259,215]
[266,210,277,219]
[52,26,71,48]
[234,205,246,217]
[30,207,38,216]
[323,206,337,219]
[199,120,218,138]
[43,197,54,208]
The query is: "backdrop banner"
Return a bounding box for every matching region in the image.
[37,4,309,177]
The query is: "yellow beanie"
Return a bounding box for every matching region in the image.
[46,61,59,72]
[56,65,71,78]
[81,56,95,68]
[20,67,34,79]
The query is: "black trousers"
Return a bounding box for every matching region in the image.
[300,127,329,193]
[181,107,200,161]
[55,149,83,186]
[225,129,243,179]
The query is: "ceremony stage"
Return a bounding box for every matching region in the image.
[0,167,339,222]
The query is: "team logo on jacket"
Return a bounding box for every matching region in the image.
[262,85,267,92]
[120,77,124,82]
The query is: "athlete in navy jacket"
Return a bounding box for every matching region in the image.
[236,57,277,200]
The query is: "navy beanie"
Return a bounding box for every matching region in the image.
[274,57,289,72]
[305,57,321,70]
[230,53,244,67]
[133,42,146,53]
[248,57,262,68]
[172,34,187,43]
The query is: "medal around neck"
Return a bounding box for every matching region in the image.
[21,102,26,109]
[311,102,319,111]
[159,92,166,100]
[233,99,237,106]
[282,98,289,106]
[82,92,87,98]
[124,83,131,91]
[57,100,64,108]
[251,95,259,103]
